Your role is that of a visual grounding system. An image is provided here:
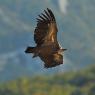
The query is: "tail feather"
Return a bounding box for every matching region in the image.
[25,47,35,53]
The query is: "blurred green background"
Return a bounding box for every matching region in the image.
[0,0,95,95]
[0,64,95,95]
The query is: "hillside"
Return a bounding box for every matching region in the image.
[0,64,95,95]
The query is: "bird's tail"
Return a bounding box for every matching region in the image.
[25,47,36,53]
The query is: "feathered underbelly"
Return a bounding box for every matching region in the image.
[35,42,62,57]
[39,46,53,56]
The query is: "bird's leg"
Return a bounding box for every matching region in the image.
[32,50,40,58]
[32,53,38,58]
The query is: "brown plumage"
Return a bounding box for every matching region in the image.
[25,8,67,68]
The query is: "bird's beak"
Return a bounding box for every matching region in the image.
[63,49,67,51]
[60,49,67,53]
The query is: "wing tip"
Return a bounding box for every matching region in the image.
[47,8,55,21]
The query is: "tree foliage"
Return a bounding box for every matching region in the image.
[0,64,95,95]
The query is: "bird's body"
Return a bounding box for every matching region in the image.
[25,8,67,68]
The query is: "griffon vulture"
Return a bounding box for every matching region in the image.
[25,8,67,68]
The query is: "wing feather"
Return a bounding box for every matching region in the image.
[38,15,46,21]
[47,8,55,21]
[34,8,58,46]
[44,9,51,20]
[41,13,49,20]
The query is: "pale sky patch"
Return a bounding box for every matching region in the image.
[0,8,33,32]
[58,0,68,14]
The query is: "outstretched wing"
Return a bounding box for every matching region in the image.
[34,8,58,46]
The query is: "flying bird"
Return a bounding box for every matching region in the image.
[25,8,67,68]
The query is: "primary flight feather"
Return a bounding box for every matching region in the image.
[25,8,67,68]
